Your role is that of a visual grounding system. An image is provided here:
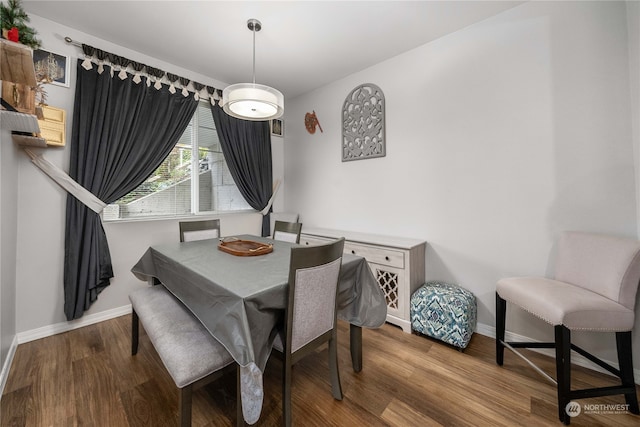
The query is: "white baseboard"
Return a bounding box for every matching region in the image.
[16,304,131,344]
[475,322,640,385]
[1,305,131,398]
[0,335,18,398]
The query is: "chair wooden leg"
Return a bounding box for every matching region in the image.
[131,309,139,356]
[555,325,571,425]
[283,354,292,427]
[495,293,506,366]
[329,331,343,400]
[616,331,639,414]
[236,364,246,427]
[179,385,193,427]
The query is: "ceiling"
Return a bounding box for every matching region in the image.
[23,1,524,99]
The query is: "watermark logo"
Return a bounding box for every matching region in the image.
[583,403,630,415]
[565,401,581,417]
[565,401,630,417]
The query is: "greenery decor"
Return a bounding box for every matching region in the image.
[0,0,41,49]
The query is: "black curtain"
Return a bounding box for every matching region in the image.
[211,103,273,236]
[64,61,198,320]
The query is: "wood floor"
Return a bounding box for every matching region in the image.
[2,315,639,426]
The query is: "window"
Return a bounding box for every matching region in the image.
[103,102,251,221]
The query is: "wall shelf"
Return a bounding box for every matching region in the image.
[11,134,47,147]
[1,39,37,115]
[0,110,46,146]
[0,110,39,132]
[37,105,66,147]
[0,39,37,87]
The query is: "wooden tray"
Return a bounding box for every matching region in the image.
[218,239,273,256]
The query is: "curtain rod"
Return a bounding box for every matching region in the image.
[64,36,81,47]
[63,36,222,99]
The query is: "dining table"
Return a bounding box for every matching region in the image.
[130,234,387,424]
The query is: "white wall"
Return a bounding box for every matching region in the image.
[285,1,639,367]
[12,15,273,334]
[629,0,640,232]
[0,128,20,387]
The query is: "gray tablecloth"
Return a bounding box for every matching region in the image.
[131,235,386,423]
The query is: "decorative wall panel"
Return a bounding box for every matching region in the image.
[342,83,385,161]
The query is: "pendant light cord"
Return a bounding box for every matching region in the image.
[252,24,256,84]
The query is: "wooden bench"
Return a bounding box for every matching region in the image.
[129,285,241,426]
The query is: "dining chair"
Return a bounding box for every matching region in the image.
[130,285,242,426]
[273,220,302,244]
[179,219,220,242]
[496,231,640,424]
[269,212,299,237]
[270,237,346,426]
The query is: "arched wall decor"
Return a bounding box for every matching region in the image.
[342,83,385,161]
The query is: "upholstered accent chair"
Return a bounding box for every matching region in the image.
[179,219,220,242]
[496,231,640,424]
[272,238,346,426]
[273,220,302,244]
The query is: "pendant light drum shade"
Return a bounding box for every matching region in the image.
[222,83,284,121]
[222,18,284,121]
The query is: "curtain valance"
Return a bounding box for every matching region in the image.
[79,43,223,103]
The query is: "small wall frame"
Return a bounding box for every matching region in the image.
[342,83,385,161]
[271,118,283,137]
[33,48,70,87]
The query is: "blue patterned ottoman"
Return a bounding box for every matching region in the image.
[410,282,477,349]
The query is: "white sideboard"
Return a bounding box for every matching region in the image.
[300,227,426,333]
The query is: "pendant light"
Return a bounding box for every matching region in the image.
[222,19,284,121]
